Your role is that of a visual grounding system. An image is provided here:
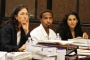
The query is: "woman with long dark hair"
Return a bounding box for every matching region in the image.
[56,11,88,40]
[0,4,30,52]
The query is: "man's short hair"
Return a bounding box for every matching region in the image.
[40,9,53,19]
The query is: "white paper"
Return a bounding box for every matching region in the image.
[77,49,90,55]
[57,49,66,60]
[39,40,73,45]
[7,52,32,60]
[0,52,7,60]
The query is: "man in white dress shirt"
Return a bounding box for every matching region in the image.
[30,9,56,44]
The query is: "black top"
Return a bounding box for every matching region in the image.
[0,23,30,52]
[56,25,83,40]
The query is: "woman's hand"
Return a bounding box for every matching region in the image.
[83,32,89,39]
[18,44,26,52]
[21,20,29,35]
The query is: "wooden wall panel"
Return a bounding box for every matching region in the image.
[52,0,77,21]
[5,0,35,18]
[37,0,47,19]
[29,23,40,32]
[79,0,90,23]
[51,24,58,32]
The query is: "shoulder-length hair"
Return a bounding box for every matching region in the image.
[3,4,29,31]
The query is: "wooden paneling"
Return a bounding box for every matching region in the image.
[29,23,40,32]
[5,0,35,18]
[52,0,77,21]
[37,0,47,19]
[51,24,58,32]
[79,0,90,23]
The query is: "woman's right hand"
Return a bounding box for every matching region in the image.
[83,32,89,39]
[18,44,26,52]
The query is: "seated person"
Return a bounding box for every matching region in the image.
[30,9,56,44]
[56,11,88,40]
[0,4,30,52]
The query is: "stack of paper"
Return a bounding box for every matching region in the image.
[68,38,90,49]
[38,40,73,45]
[68,38,89,44]
[0,52,7,60]
[57,49,66,60]
[77,49,90,55]
[7,52,32,60]
[28,45,57,60]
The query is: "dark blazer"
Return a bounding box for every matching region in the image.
[0,23,30,52]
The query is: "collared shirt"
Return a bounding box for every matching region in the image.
[30,24,56,44]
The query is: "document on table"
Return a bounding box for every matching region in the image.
[77,49,90,55]
[38,40,73,45]
[0,52,7,60]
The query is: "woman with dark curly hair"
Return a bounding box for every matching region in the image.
[56,11,88,40]
[0,4,30,52]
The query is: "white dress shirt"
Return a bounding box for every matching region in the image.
[17,31,21,45]
[30,24,56,44]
